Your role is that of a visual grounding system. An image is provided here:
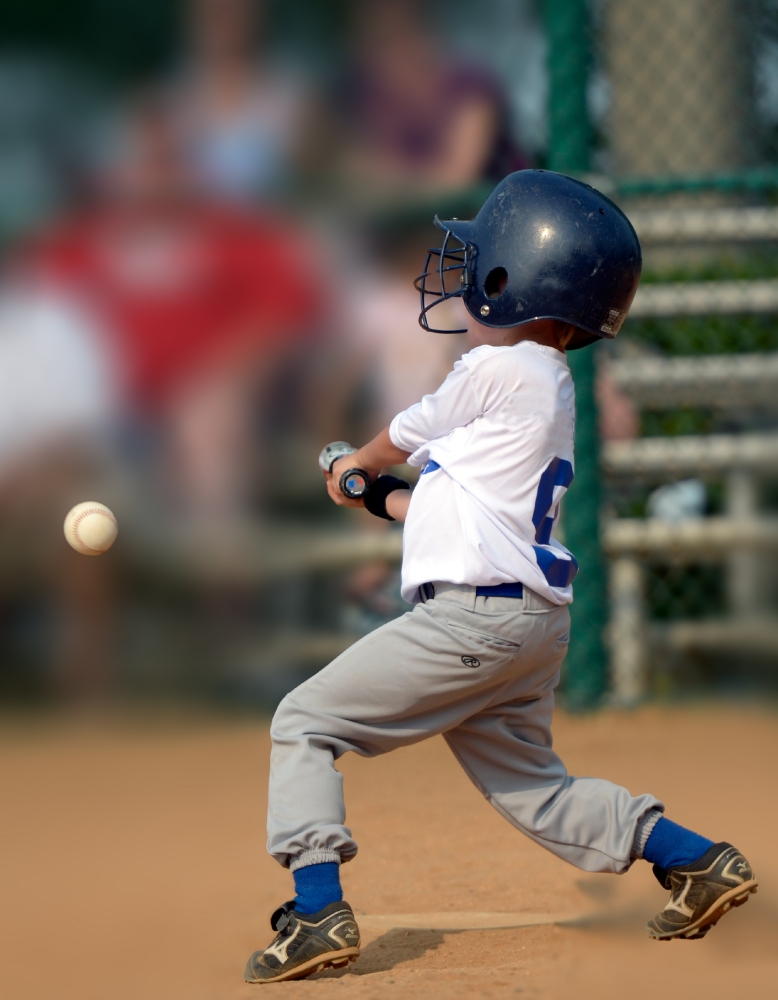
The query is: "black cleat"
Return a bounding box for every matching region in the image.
[647,842,758,940]
[244,900,361,983]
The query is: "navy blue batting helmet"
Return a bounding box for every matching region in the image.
[416,169,642,349]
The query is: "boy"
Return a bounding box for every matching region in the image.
[245,171,757,984]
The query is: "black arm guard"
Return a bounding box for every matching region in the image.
[363,475,411,521]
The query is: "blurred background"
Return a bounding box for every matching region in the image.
[0,0,777,711]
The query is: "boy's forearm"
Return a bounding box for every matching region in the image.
[385,488,412,522]
[354,427,411,474]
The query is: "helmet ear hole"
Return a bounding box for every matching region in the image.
[484,266,508,299]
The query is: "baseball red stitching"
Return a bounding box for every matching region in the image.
[72,507,117,552]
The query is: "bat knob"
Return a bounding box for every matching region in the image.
[339,468,370,499]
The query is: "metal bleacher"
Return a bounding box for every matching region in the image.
[604,207,778,702]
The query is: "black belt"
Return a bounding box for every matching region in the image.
[475,582,524,598]
[422,582,524,600]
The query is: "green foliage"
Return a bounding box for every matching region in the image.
[627,314,778,357]
[627,252,778,357]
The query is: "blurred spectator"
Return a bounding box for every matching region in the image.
[597,363,640,441]
[647,480,708,521]
[343,224,466,437]
[335,0,526,200]
[17,93,325,522]
[0,285,119,700]
[170,0,308,204]
[0,90,328,699]
[0,289,115,477]
[335,223,467,636]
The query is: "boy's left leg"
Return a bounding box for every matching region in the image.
[247,587,583,982]
[247,586,669,984]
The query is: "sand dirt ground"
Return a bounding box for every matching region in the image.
[1,702,777,1000]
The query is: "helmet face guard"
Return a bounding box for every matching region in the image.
[415,170,643,348]
[414,217,473,334]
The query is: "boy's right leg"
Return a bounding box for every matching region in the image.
[443,684,662,875]
[642,823,757,939]
[444,694,757,937]
[442,606,757,939]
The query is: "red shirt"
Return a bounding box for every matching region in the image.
[21,204,323,406]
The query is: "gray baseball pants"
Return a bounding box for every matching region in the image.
[267,582,663,874]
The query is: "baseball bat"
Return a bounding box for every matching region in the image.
[318,441,371,500]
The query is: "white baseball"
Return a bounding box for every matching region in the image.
[64,501,118,556]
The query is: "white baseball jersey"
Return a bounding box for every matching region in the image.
[389,341,577,605]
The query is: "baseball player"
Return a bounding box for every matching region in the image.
[245,171,757,984]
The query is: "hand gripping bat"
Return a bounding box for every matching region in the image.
[318,441,371,499]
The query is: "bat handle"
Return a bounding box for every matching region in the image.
[318,441,371,499]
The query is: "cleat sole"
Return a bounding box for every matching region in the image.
[648,879,758,941]
[245,946,361,984]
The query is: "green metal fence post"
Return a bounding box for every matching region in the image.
[543,0,608,708]
[544,0,590,175]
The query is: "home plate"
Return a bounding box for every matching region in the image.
[358,912,586,931]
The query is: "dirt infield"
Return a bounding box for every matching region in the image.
[1,703,776,999]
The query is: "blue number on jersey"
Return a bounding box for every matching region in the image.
[531,457,578,588]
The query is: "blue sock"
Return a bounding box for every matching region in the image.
[293,862,342,915]
[643,817,714,871]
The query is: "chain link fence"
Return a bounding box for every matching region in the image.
[532,1,778,700]
[578,0,778,698]
[589,0,778,184]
